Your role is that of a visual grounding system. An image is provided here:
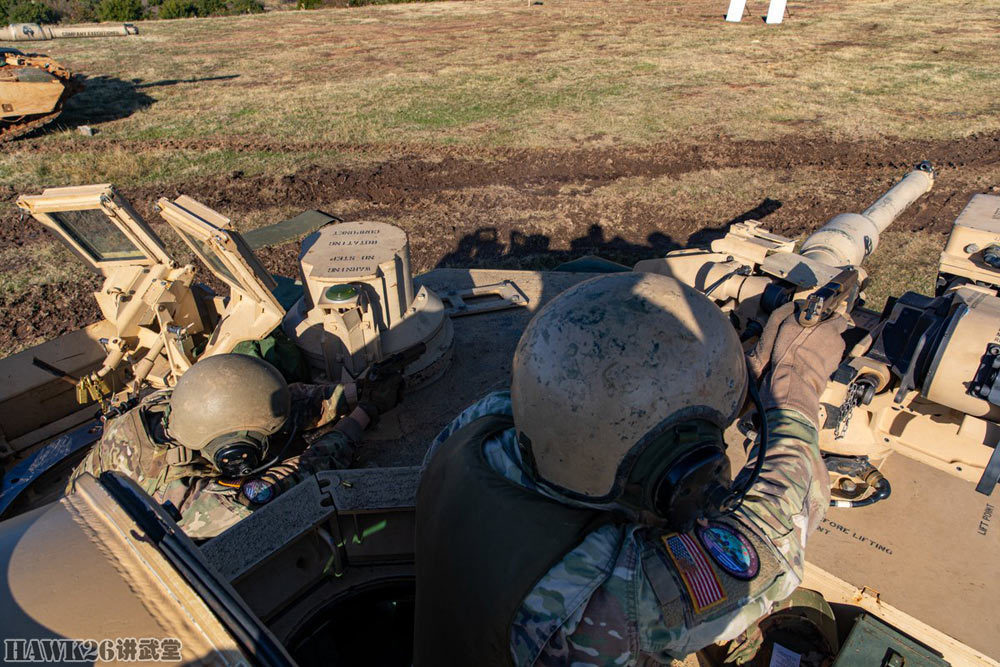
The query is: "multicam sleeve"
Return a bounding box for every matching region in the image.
[241,430,360,505]
[175,479,254,540]
[66,442,103,493]
[288,382,353,432]
[734,408,830,568]
[514,524,634,666]
[652,407,829,657]
[65,414,130,493]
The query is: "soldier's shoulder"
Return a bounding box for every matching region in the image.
[448,391,514,430]
[178,485,253,539]
[646,521,789,626]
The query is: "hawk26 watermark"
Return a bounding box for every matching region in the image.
[4,638,183,663]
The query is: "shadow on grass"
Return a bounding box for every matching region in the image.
[436,198,783,271]
[434,198,784,329]
[53,74,240,131]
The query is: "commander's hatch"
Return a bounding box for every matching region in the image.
[15,184,193,338]
[16,183,173,278]
[156,195,284,358]
[14,184,202,404]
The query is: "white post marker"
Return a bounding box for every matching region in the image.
[766,0,787,24]
[725,0,747,22]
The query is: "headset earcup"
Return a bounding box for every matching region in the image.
[653,445,731,530]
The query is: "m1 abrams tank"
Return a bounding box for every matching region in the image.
[0,23,138,141]
[1,169,998,665]
[0,48,81,141]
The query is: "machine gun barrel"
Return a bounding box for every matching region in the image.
[2,22,138,41]
[799,161,935,268]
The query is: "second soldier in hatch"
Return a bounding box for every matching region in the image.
[414,272,846,665]
[68,353,405,540]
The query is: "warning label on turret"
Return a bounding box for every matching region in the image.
[815,517,893,555]
[301,221,408,280]
[807,454,1000,658]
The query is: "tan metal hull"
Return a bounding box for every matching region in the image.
[0,51,81,141]
[2,175,996,662]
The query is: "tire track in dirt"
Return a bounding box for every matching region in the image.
[116,131,996,241]
[8,129,999,169]
[1,132,997,355]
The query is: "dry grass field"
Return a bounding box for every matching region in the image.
[1,0,998,355]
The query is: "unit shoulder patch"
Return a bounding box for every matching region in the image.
[241,478,275,505]
[660,532,726,613]
[696,521,759,581]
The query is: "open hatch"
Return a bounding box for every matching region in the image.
[12,186,286,410]
[2,187,293,516]
[17,183,173,275]
[156,195,285,361]
[15,184,201,402]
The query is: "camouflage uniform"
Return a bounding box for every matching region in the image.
[423,391,829,665]
[68,382,357,539]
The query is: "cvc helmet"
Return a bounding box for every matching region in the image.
[510,272,747,528]
[167,354,291,477]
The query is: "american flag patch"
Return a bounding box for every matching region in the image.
[661,533,726,613]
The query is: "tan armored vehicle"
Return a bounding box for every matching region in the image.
[2,168,998,664]
[0,23,137,141]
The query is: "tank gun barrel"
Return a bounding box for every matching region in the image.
[800,161,935,267]
[2,22,138,41]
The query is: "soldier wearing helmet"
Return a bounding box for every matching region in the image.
[68,353,405,539]
[413,272,846,665]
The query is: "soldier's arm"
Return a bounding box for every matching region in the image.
[174,477,253,540]
[66,442,103,493]
[648,316,845,657]
[240,407,372,505]
[734,309,846,549]
[287,382,357,431]
[641,412,827,659]
[525,416,827,666]
[65,414,128,493]
[736,408,829,556]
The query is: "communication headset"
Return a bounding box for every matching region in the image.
[622,360,769,530]
[201,431,271,478]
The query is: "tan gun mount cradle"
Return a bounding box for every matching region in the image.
[15,185,284,401]
[16,185,197,400]
[839,193,1000,495]
[636,164,1000,496]
[282,221,454,386]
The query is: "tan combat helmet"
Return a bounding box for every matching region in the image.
[167,354,291,477]
[511,273,746,523]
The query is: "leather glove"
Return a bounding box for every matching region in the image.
[359,371,405,417]
[762,309,849,427]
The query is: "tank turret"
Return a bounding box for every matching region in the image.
[0,23,138,141]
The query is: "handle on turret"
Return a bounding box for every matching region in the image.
[799,161,935,268]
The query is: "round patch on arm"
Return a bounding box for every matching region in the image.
[697,522,759,580]
[241,478,275,505]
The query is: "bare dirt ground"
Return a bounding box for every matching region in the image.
[1,0,998,356]
[3,130,998,355]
